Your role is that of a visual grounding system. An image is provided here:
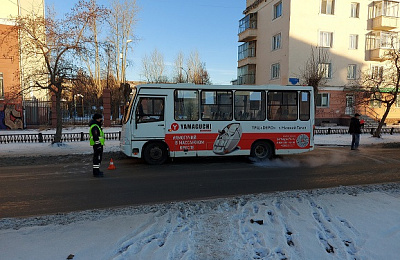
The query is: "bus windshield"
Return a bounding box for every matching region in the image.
[122,87,137,124]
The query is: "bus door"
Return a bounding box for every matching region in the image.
[134,96,166,138]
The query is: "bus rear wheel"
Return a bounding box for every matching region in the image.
[250,141,273,161]
[143,142,168,165]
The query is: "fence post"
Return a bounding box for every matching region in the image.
[80,132,85,141]
[38,133,43,143]
[390,127,394,135]
[328,128,331,135]
[370,128,374,135]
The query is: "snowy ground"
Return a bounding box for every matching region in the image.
[1,128,400,259]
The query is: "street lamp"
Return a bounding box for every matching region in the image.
[74,94,84,118]
[180,67,189,83]
[121,39,133,85]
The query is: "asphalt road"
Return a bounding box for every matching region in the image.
[1,145,400,218]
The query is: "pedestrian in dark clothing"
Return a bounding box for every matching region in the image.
[89,113,105,177]
[348,113,364,150]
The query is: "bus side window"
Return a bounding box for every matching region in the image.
[234,91,265,121]
[300,91,310,121]
[267,91,297,121]
[136,97,164,123]
[201,90,232,121]
[174,90,199,121]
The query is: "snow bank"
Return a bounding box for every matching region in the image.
[0,184,399,260]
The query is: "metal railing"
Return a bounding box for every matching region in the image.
[1,127,400,144]
[314,127,400,135]
[0,131,121,144]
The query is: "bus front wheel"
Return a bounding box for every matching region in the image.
[143,142,168,165]
[250,141,273,161]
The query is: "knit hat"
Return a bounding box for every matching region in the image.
[93,113,103,120]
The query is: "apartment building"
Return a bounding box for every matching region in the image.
[0,0,46,102]
[237,0,400,125]
[0,0,46,129]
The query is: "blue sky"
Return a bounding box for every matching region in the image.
[46,0,244,85]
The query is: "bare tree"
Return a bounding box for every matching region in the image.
[186,50,211,85]
[77,0,110,96]
[107,0,138,84]
[172,51,186,83]
[352,49,400,137]
[299,46,331,105]
[2,1,108,143]
[141,49,167,83]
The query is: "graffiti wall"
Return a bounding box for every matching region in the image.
[0,103,23,130]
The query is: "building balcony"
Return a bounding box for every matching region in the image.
[238,28,257,42]
[366,31,398,60]
[369,47,393,61]
[238,56,257,67]
[371,15,399,30]
[237,74,255,85]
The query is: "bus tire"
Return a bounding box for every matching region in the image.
[143,142,168,165]
[250,141,273,161]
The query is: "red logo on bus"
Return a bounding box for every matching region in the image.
[171,123,179,131]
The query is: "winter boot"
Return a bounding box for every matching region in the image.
[93,168,104,177]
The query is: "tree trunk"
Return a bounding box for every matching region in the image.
[53,91,63,143]
[374,103,392,137]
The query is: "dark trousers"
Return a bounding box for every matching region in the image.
[351,133,360,150]
[93,145,103,172]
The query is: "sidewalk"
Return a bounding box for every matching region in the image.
[1,127,400,157]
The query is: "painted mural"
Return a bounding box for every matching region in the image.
[0,103,23,130]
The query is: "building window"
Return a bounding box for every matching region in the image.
[272,33,281,50]
[351,3,360,18]
[0,73,3,99]
[347,64,357,79]
[370,93,382,108]
[321,0,335,15]
[349,34,358,49]
[271,63,280,79]
[274,1,282,19]
[318,63,332,78]
[320,31,333,47]
[371,65,384,79]
[316,93,329,107]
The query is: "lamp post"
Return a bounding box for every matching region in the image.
[74,94,84,118]
[121,39,133,85]
[180,67,189,83]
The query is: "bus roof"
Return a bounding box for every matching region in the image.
[134,84,314,91]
